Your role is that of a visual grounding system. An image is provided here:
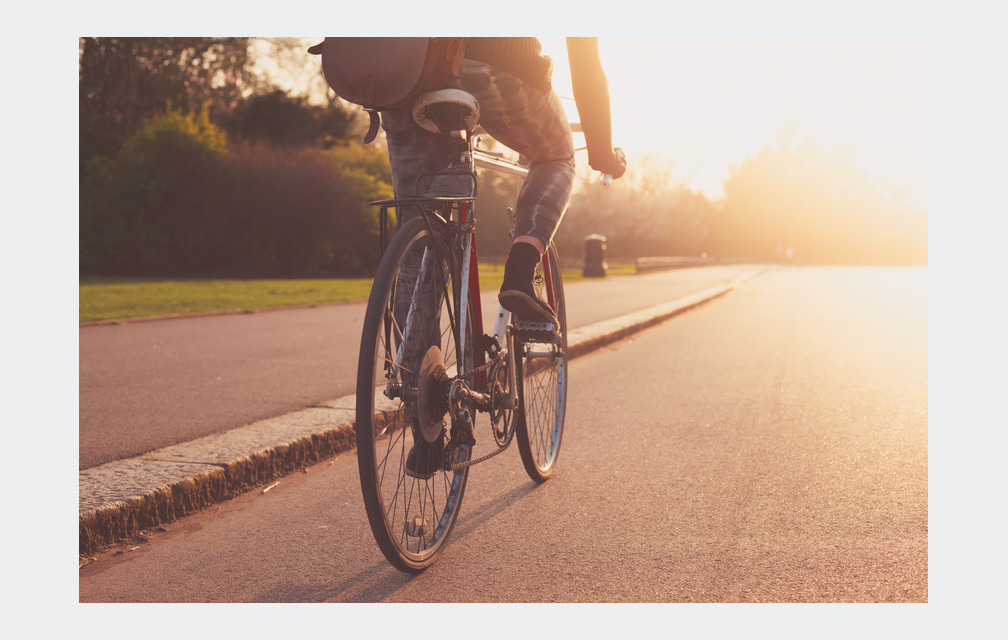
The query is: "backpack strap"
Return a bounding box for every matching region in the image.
[364,110,381,144]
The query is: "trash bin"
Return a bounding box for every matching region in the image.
[583,234,608,277]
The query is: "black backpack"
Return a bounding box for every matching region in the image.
[308,37,467,142]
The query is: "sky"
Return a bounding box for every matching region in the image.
[538,37,928,206]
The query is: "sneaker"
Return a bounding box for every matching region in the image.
[498,288,558,327]
[499,241,559,327]
[405,436,445,479]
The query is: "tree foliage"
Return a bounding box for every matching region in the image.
[79,37,259,164]
[80,106,227,272]
[224,89,356,147]
[556,155,714,261]
[79,37,387,277]
[78,38,926,276]
[556,132,926,266]
[711,129,927,264]
[81,107,391,277]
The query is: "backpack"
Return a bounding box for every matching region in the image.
[308,37,467,143]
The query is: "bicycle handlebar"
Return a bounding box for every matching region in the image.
[570,123,625,188]
[600,148,626,189]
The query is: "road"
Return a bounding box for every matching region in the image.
[79,264,760,469]
[79,266,928,602]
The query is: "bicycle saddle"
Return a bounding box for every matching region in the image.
[412,89,480,134]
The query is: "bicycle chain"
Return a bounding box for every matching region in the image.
[443,346,509,472]
[442,328,560,472]
[448,440,510,471]
[459,354,500,380]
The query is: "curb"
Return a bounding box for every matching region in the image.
[79,269,764,556]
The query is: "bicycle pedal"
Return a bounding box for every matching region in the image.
[513,321,561,344]
[514,320,554,332]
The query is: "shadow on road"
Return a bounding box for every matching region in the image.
[247,481,541,602]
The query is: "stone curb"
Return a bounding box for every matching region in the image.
[79,269,763,555]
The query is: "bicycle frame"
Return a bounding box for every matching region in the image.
[355,105,583,570]
[369,126,565,431]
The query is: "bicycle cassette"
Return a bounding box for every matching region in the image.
[416,346,451,443]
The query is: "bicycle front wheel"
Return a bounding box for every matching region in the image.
[515,243,568,482]
[355,215,474,572]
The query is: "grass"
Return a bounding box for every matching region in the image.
[79,277,375,323]
[79,262,638,323]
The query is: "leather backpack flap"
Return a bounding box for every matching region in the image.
[318,37,431,109]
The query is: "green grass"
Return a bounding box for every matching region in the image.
[79,277,375,323]
[79,262,637,323]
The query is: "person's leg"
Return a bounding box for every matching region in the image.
[381,108,458,222]
[381,108,456,476]
[381,107,453,373]
[457,59,575,324]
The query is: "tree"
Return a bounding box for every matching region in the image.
[81,105,393,277]
[79,37,260,164]
[556,154,714,261]
[223,90,356,147]
[712,129,927,264]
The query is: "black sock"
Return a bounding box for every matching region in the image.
[500,242,541,296]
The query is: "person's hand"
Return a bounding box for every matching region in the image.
[589,147,627,180]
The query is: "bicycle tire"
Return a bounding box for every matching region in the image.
[515,243,568,482]
[355,215,474,572]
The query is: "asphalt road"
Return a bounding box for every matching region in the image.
[79,264,760,469]
[79,266,928,603]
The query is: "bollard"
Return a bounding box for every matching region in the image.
[582,234,608,277]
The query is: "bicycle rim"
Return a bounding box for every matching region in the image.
[515,243,568,482]
[356,216,472,572]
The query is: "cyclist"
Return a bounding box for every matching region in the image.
[382,37,627,327]
[380,37,625,478]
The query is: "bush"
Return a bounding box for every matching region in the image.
[216,141,390,276]
[80,105,227,273]
[80,106,393,277]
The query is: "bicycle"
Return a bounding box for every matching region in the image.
[354,88,616,572]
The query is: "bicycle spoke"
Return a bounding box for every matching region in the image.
[400,474,415,547]
[376,411,406,481]
[527,356,553,460]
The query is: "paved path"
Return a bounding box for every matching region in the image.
[79,265,760,469]
[79,266,929,603]
[79,265,763,554]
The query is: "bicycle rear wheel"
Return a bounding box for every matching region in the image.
[515,243,568,482]
[356,215,474,572]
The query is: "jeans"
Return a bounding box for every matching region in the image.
[381,58,576,249]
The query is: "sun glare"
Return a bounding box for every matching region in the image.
[540,37,927,206]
